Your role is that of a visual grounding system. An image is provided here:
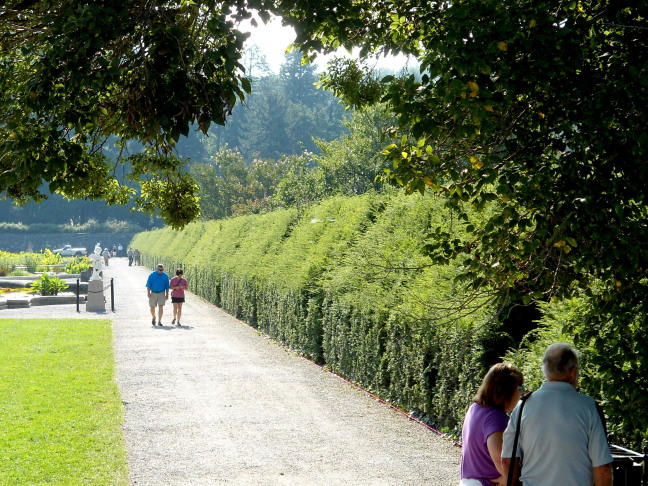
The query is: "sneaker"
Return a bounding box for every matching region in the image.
[151,318,156,326]
[171,318,176,325]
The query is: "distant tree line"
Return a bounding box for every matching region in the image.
[0,194,152,229]
[190,102,395,220]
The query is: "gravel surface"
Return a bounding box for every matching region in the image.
[1,258,461,485]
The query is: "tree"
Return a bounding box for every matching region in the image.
[224,52,347,161]
[0,0,255,228]
[2,0,359,226]
[190,148,248,220]
[190,147,303,218]
[285,9,648,269]
[273,154,324,214]
[279,51,326,106]
[281,0,648,299]
[239,89,293,160]
[275,0,648,447]
[242,45,273,79]
[314,103,395,196]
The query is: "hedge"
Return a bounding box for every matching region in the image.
[130,192,502,433]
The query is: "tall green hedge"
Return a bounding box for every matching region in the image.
[130,192,501,433]
[132,192,647,448]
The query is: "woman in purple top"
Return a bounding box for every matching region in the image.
[460,363,524,486]
[170,269,188,327]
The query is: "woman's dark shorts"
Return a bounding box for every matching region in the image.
[171,297,185,303]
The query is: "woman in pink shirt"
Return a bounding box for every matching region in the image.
[170,269,188,326]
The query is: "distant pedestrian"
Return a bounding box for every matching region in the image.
[127,248,134,266]
[133,248,141,266]
[102,247,110,266]
[146,263,170,326]
[112,245,117,257]
[117,243,124,257]
[170,269,188,326]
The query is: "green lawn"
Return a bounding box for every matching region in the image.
[0,319,128,485]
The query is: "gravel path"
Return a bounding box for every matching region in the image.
[1,258,461,485]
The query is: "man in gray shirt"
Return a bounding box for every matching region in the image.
[502,343,613,486]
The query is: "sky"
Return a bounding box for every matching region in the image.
[242,18,297,72]
[242,16,410,74]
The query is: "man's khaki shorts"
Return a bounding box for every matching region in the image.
[149,292,166,307]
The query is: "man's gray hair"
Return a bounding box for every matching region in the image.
[542,343,580,379]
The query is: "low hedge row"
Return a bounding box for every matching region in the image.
[131,191,501,432]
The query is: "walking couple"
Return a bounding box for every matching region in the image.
[459,343,613,486]
[145,264,188,327]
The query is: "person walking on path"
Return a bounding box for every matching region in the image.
[502,343,613,486]
[102,247,111,266]
[460,363,523,486]
[146,263,170,326]
[170,268,187,326]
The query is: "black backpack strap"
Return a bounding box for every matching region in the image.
[506,391,533,486]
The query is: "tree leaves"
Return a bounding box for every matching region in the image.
[290,1,648,304]
[0,0,252,228]
[128,153,201,229]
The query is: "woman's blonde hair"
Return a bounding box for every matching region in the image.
[473,363,523,410]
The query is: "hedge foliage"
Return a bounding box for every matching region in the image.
[132,191,646,448]
[131,191,503,433]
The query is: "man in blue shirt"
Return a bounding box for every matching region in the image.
[146,263,170,326]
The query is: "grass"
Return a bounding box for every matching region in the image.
[0,319,128,485]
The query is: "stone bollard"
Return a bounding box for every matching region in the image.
[86,279,105,312]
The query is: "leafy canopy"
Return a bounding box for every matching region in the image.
[0,0,258,228]
[276,0,648,446]
[2,1,647,316]
[282,0,648,304]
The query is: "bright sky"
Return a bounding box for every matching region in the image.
[242,16,410,74]
[243,18,296,72]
